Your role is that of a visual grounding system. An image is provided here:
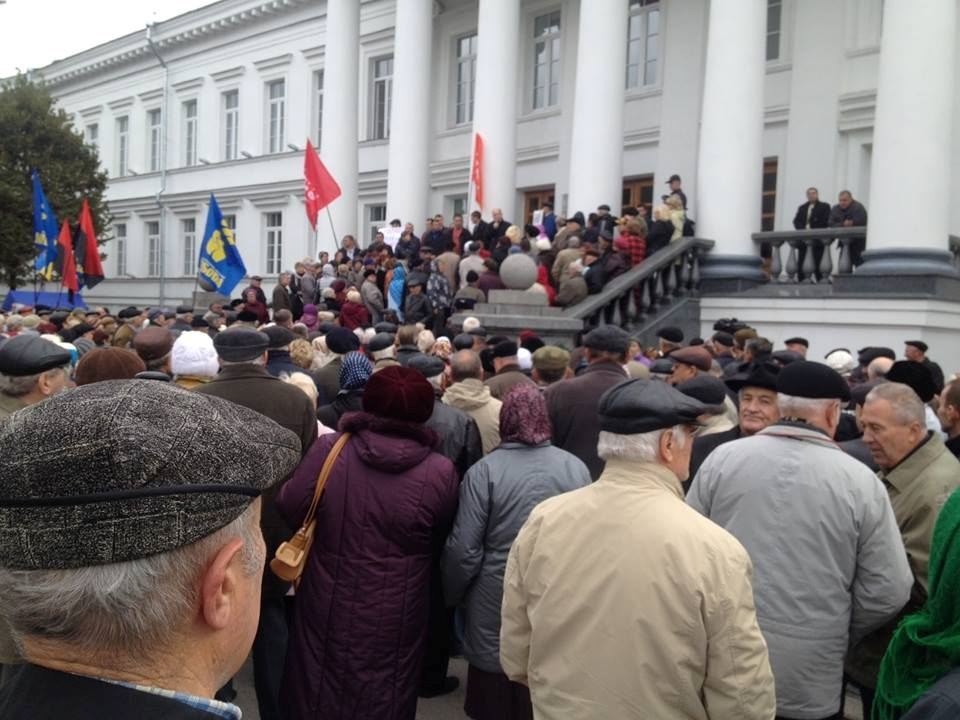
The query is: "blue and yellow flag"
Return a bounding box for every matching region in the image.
[32,170,59,279]
[198,194,246,296]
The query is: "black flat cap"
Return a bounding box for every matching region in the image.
[176,305,194,315]
[784,337,809,348]
[597,204,611,211]
[326,327,361,354]
[492,340,518,359]
[453,334,474,351]
[905,340,929,353]
[776,360,850,401]
[886,360,937,402]
[650,358,675,375]
[676,375,727,411]
[584,325,631,354]
[0,335,73,377]
[190,316,210,329]
[0,380,301,570]
[118,306,141,319]
[318,321,337,335]
[726,361,780,393]
[858,346,896,365]
[236,310,259,323]
[407,354,446,378]
[599,379,706,434]
[712,331,735,348]
[368,332,396,353]
[407,278,424,288]
[374,322,398,334]
[263,325,296,349]
[657,326,684,343]
[771,350,803,367]
[213,327,270,362]
[467,325,487,337]
[851,380,880,406]
[667,174,681,183]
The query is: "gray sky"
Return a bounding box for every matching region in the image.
[0,0,211,78]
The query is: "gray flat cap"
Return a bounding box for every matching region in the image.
[0,380,301,570]
[0,335,72,376]
[213,327,270,361]
[584,325,631,354]
[675,375,727,412]
[407,354,446,379]
[368,332,396,353]
[263,325,296,349]
[598,378,707,434]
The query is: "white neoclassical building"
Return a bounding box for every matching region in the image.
[20,0,960,344]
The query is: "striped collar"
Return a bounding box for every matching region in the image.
[100,677,242,719]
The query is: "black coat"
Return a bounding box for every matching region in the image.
[317,390,364,430]
[646,220,674,256]
[792,200,831,230]
[687,426,741,491]
[426,398,483,479]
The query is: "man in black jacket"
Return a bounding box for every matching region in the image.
[792,187,832,281]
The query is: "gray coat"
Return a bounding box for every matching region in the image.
[688,422,913,719]
[360,279,385,324]
[442,442,591,672]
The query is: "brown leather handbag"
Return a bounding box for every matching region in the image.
[270,432,350,583]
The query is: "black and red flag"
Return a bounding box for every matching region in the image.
[73,198,105,289]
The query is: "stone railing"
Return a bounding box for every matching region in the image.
[751,227,868,282]
[563,237,714,325]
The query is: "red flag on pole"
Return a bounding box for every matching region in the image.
[470,133,484,210]
[304,138,342,230]
[56,221,79,293]
[75,198,105,289]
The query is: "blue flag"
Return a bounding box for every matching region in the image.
[198,194,246,296]
[32,170,59,278]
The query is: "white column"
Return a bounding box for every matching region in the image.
[567,0,629,216]
[696,0,766,259]
[472,0,520,221]
[318,0,360,255]
[867,0,956,254]
[386,0,434,227]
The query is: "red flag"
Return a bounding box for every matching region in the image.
[75,198,105,289]
[470,133,484,210]
[56,221,79,293]
[304,138,342,230]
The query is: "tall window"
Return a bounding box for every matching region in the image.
[265,212,283,274]
[114,223,127,276]
[267,80,286,153]
[533,11,561,109]
[627,0,660,89]
[183,100,198,166]
[223,90,239,161]
[85,123,99,150]
[313,70,324,145]
[367,204,386,244]
[116,116,129,177]
[761,159,778,231]
[182,218,197,276]
[455,34,477,124]
[451,195,467,219]
[146,221,160,276]
[147,109,162,172]
[766,0,783,61]
[223,214,237,231]
[370,56,393,140]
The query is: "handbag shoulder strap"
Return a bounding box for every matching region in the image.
[301,432,351,528]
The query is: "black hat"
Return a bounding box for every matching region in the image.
[374,322,398,334]
[712,331,735,348]
[666,174,681,183]
[858,346,896,365]
[598,379,706,434]
[467,325,487,337]
[212,327,270,362]
[650,358,676,375]
[317,321,337,335]
[492,340,518,359]
[771,350,804,367]
[905,340,929,354]
[118,306,141,320]
[851,380,880,407]
[407,278,424,288]
[0,335,72,377]
[368,332,395,353]
[571,211,586,226]
[176,305,194,315]
[784,337,809,348]
[263,325,296,349]
[466,270,480,283]
[776,361,851,401]
[325,327,361,354]
[407,354,446,378]
[675,375,727,411]
[454,298,477,311]
[0,380,301,570]
[657,326,684,343]
[236,310,259,323]
[190,316,210,329]
[452,333,474,351]
[597,204,611,211]
[584,325,631,354]
[886,360,937,402]
[726,361,780,393]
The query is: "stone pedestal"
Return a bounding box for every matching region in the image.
[193,290,229,311]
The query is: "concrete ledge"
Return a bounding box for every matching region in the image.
[487,289,548,306]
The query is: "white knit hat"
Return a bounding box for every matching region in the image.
[171,331,220,378]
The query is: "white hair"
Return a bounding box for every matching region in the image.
[462,317,480,333]
[282,371,318,407]
[865,382,925,426]
[371,345,396,361]
[0,503,263,659]
[0,365,69,397]
[417,330,436,354]
[777,393,841,423]
[597,426,688,463]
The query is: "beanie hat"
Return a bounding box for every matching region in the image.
[74,348,147,386]
[171,331,220,378]
[363,365,435,424]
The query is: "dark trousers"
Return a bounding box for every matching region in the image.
[797,241,826,281]
[419,569,452,693]
[253,593,289,720]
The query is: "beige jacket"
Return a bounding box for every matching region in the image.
[501,459,776,720]
[442,379,502,455]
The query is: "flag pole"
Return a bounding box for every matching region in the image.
[325,207,340,251]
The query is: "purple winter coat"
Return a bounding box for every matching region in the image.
[277,412,459,720]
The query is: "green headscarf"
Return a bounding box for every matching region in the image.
[874,486,960,719]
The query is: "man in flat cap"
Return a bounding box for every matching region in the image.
[171,305,194,334]
[545,325,630,480]
[708,331,737,368]
[689,361,912,720]
[0,380,301,718]
[368,332,400,372]
[195,327,317,720]
[0,335,73,420]
[847,381,960,712]
[784,336,809,358]
[132,326,174,380]
[262,325,301,380]
[904,340,945,394]
[655,325,684,357]
[484,340,535,401]
[111,306,143,348]
[667,346,713,386]
[501,379,775,719]
[531,345,571,388]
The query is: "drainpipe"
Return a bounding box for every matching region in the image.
[146,23,169,308]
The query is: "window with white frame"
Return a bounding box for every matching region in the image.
[222,90,239,161]
[370,56,393,140]
[367,204,386,244]
[85,123,99,150]
[146,221,160,276]
[451,195,468,219]
[147,109,162,172]
[313,70,324,145]
[626,0,660,89]
[183,100,198,166]
[266,80,286,153]
[116,116,129,177]
[182,218,197,276]
[114,223,127,276]
[454,34,477,124]
[532,11,561,110]
[766,0,783,61]
[265,212,283,274]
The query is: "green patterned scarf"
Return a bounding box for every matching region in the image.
[874,486,960,719]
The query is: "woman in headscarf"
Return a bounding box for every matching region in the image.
[388,258,407,321]
[318,263,337,292]
[316,351,372,429]
[441,384,591,720]
[300,303,320,332]
[426,259,453,335]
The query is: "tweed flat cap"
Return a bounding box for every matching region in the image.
[584,325,631,354]
[368,332,396,353]
[777,361,851,401]
[0,380,301,570]
[670,346,712,372]
[213,327,269,362]
[263,325,296,349]
[0,335,72,376]
[599,379,707,434]
[133,327,174,363]
[407,354,446,379]
[533,346,571,373]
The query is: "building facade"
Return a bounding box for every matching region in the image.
[27,0,960,310]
